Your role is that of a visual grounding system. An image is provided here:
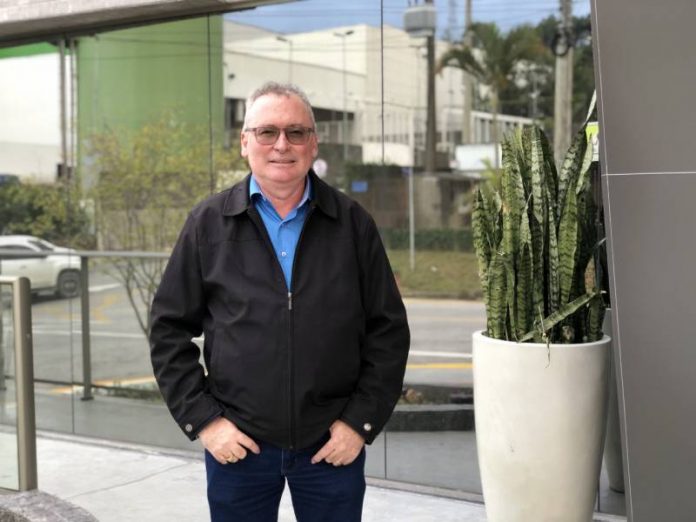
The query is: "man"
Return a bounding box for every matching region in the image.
[150,82,410,522]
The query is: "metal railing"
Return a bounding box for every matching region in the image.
[0,248,168,401]
[75,250,168,400]
[0,276,37,491]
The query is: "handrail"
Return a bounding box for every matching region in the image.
[0,248,169,259]
[0,276,38,491]
[0,249,172,401]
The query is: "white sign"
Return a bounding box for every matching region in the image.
[454,143,501,174]
[313,158,328,178]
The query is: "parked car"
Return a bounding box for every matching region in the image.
[0,235,81,298]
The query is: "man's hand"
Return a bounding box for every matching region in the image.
[199,417,261,465]
[311,420,365,466]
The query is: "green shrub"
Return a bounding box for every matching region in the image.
[0,182,94,248]
[380,228,474,252]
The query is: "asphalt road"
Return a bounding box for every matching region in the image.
[2,271,486,391]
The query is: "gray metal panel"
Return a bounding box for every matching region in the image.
[0,0,287,47]
[592,0,696,175]
[604,173,696,521]
[593,1,696,520]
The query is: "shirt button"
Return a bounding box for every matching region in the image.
[184,424,193,433]
[363,423,372,432]
[281,251,287,257]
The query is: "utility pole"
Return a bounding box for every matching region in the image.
[334,30,354,163]
[276,36,293,83]
[530,68,540,120]
[445,0,456,150]
[424,0,437,174]
[446,0,456,42]
[553,0,573,163]
[462,0,473,144]
[59,39,68,182]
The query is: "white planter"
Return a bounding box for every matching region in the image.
[473,330,611,522]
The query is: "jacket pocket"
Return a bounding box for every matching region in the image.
[206,322,287,426]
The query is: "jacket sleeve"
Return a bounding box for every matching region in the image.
[149,212,223,441]
[340,214,410,443]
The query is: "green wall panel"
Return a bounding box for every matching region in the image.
[77,16,223,141]
[0,42,58,59]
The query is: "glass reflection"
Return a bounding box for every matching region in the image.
[0,41,78,435]
[71,16,225,447]
[0,0,624,515]
[0,283,19,490]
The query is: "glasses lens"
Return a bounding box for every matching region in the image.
[285,127,310,145]
[255,127,280,144]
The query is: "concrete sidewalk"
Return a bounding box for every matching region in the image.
[28,431,487,522]
[0,384,627,521]
[0,431,630,521]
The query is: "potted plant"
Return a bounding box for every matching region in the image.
[472,124,610,522]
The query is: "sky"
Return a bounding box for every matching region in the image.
[226,0,592,37]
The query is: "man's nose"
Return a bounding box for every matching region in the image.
[273,131,290,150]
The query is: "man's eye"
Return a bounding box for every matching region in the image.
[286,129,305,140]
[258,128,279,138]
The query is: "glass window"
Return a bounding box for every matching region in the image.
[0,0,622,516]
[1,245,32,251]
[28,239,54,251]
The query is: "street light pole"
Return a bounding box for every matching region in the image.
[553,0,573,163]
[334,30,354,162]
[408,166,416,271]
[425,27,437,174]
[417,0,437,175]
[276,36,293,83]
[462,0,473,144]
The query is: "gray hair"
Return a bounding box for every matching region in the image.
[243,82,316,129]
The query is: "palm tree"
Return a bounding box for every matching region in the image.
[437,22,546,166]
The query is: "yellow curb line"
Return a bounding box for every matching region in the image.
[51,376,157,395]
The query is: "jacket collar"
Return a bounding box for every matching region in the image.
[222,170,337,219]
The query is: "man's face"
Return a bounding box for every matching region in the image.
[241,93,318,188]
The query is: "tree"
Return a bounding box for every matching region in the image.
[0,182,93,247]
[437,22,547,164]
[89,111,246,337]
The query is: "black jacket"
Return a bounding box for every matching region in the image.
[149,172,410,450]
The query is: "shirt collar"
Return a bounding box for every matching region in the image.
[223,171,336,219]
[249,175,312,209]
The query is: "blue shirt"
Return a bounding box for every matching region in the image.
[249,175,312,291]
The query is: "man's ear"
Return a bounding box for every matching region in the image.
[240,130,249,158]
[311,135,319,159]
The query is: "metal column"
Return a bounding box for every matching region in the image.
[1,276,38,491]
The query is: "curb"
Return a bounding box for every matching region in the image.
[0,491,97,522]
[388,385,475,432]
[387,403,475,431]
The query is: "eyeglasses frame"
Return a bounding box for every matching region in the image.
[244,125,316,145]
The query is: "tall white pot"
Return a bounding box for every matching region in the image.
[473,330,611,522]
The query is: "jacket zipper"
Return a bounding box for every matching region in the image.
[286,203,315,450]
[248,203,315,450]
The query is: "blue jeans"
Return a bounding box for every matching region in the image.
[205,435,366,522]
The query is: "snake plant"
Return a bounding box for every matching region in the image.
[473,124,605,343]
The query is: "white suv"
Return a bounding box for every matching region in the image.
[0,235,81,298]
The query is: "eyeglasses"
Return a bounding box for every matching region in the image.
[244,126,315,145]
